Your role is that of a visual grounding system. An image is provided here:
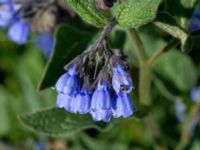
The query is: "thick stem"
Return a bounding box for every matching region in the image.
[128,29,148,62]
[139,63,152,106]
[128,29,151,106]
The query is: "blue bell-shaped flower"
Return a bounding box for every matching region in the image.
[55,65,78,96]
[70,87,91,114]
[8,19,30,44]
[56,93,72,112]
[112,64,133,94]
[112,91,136,118]
[90,81,112,122]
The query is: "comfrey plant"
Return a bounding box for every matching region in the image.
[55,21,136,122]
[17,0,200,148]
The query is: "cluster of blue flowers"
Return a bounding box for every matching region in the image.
[0,0,54,58]
[55,63,136,122]
[0,0,30,44]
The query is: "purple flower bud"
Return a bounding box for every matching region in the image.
[55,65,78,96]
[112,91,135,118]
[70,87,91,114]
[56,93,72,112]
[112,64,133,94]
[90,81,112,122]
[8,20,30,44]
[190,87,200,102]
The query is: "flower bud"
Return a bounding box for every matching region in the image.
[90,81,112,122]
[112,91,136,118]
[55,65,78,96]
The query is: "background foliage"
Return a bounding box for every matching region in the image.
[1,0,200,149]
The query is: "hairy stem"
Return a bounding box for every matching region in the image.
[128,29,148,63]
[64,20,117,70]
[128,29,151,106]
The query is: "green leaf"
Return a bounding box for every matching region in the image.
[19,107,112,136]
[113,0,161,28]
[67,0,108,27]
[154,12,194,52]
[38,24,96,91]
[155,49,197,91]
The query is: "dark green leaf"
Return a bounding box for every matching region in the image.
[38,24,96,91]
[113,0,161,28]
[19,107,112,136]
[154,12,194,52]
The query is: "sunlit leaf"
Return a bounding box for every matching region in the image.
[113,0,161,28]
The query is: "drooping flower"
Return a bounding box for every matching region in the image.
[112,63,133,94]
[8,19,30,44]
[112,91,136,118]
[56,93,72,112]
[90,81,112,122]
[70,87,91,114]
[55,65,78,96]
